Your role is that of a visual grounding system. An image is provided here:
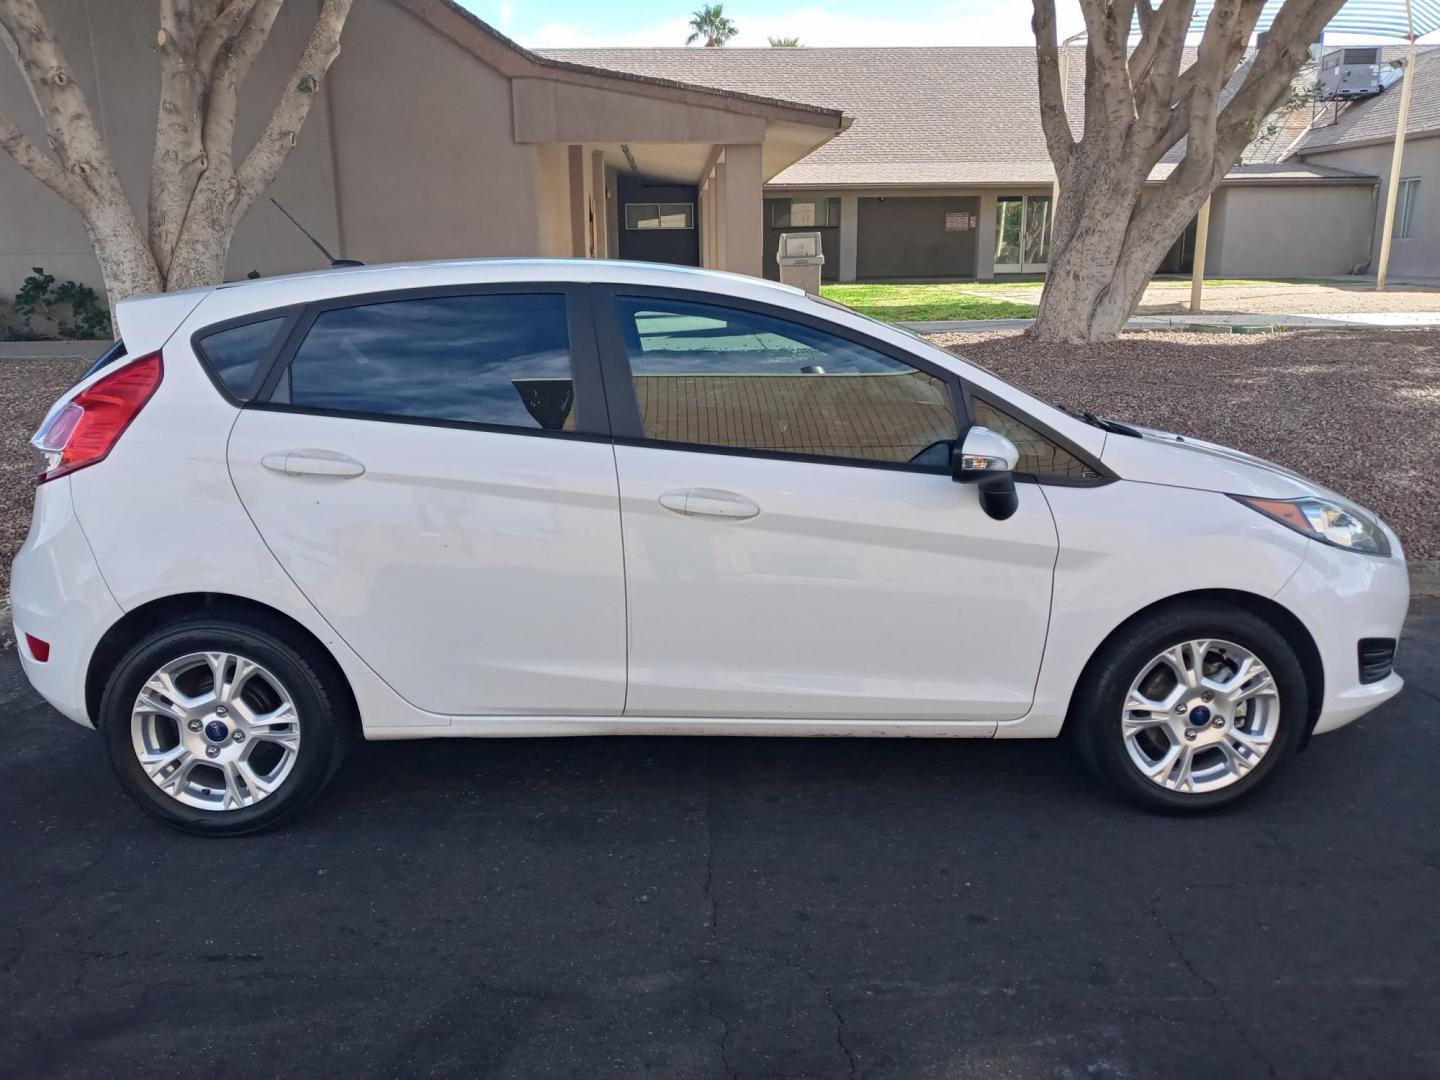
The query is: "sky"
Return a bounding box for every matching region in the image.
[456,1,1437,49]
[458,0,1088,48]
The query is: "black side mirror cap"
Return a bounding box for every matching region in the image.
[977,472,1019,521]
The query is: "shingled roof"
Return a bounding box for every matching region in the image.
[542,46,1371,188]
[1297,46,1440,154]
[541,47,1072,186]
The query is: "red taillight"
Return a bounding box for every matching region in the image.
[33,352,162,484]
[24,634,50,663]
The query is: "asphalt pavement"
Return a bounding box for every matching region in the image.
[3,603,1438,1080]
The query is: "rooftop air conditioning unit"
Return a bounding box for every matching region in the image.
[1319,47,1387,99]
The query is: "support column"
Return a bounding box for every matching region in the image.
[839,194,859,282]
[977,194,997,279]
[1190,197,1212,312]
[567,145,587,257]
[713,162,728,271]
[700,172,716,268]
[590,149,608,260]
[719,144,763,278]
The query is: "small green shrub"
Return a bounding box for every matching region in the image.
[3,267,113,340]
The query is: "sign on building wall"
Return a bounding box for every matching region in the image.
[945,212,974,232]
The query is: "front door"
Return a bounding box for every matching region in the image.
[594,288,1059,723]
[226,286,627,718]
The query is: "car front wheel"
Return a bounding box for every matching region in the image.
[1071,604,1309,813]
[99,617,347,835]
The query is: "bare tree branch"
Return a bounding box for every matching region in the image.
[1030,0,1075,168]
[202,0,283,170]
[0,106,85,204]
[234,0,353,219]
[196,0,260,80]
[0,0,126,214]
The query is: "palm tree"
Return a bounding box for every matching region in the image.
[686,4,738,47]
[767,36,800,47]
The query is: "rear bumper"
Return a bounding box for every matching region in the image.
[1275,537,1409,736]
[10,479,122,728]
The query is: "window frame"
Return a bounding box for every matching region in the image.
[1394,177,1420,240]
[624,202,696,231]
[770,197,842,229]
[243,283,611,441]
[191,305,306,405]
[593,285,965,475]
[592,284,1113,483]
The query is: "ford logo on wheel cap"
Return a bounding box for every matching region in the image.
[1190,705,1212,725]
[203,720,230,743]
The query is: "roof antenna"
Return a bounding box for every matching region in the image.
[270,198,364,268]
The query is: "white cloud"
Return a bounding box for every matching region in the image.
[497,0,513,34]
[526,1,1087,49]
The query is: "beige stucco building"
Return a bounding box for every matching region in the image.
[4,6,1428,297]
[0,0,846,297]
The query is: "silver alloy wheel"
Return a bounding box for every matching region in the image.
[1121,638,1279,794]
[130,651,301,811]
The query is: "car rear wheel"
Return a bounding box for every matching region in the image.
[99,617,347,835]
[1070,604,1308,813]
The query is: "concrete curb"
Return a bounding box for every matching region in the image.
[901,314,1440,334]
[0,340,109,360]
[1409,561,1440,599]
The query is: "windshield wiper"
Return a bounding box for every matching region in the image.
[1054,404,1144,438]
[1081,411,1144,438]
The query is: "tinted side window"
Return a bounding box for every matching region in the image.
[614,297,957,467]
[282,294,574,430]
[972,396,1099,479]
[196,318,284,397]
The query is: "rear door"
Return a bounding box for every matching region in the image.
[225,284,627,718]
[593,287,1060,723]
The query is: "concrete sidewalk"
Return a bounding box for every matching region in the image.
[901,311,1440,333]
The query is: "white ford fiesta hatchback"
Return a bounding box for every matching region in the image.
[12,260,1408,833]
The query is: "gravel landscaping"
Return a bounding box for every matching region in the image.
[0,356,87,598]
[932,327,1440,559]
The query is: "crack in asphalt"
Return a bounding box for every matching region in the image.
[1147,891,1278,1080]
[698,769,858,1080]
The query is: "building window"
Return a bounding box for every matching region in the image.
[771,198,841,228]
[1394,178,1420,239]
[625,203,694,230]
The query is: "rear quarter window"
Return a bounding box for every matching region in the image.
[194,317,287,399]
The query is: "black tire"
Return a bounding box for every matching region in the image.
[1068,603,1309,814]
[99,616,348,836]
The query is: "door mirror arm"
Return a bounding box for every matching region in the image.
[951,425,1020,521]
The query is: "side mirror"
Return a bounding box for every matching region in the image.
[952,425,1020,521]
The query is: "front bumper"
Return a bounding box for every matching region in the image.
[10,478,123,728]
[1275,536,1409,735]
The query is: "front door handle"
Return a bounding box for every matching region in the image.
[658,488,760,520]
[261,450,366,479]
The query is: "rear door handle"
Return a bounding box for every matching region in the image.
[261,450,366,479]
[658,488,760,520]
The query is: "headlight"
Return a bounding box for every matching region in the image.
[1233,495,1392,557]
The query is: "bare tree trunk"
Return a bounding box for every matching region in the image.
[1027,0,1346,343]
[0,0,353,317]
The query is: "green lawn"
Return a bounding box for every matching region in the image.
[820,283,1038,323]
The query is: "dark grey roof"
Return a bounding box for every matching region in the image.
[541,46,1075,186]
[543,45,1370,188]
[1298,46,1440,153]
